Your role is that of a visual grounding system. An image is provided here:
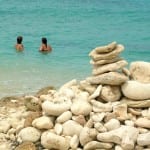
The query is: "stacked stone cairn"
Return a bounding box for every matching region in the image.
[0,42,150,150]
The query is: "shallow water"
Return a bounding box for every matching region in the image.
[0,0,149,97]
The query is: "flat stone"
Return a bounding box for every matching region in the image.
[94,41,117,53]
[87,72,128,85]
[89,44,124,61]
[92,60,128,75]
[90,57,122,66]
[121,98,150,108]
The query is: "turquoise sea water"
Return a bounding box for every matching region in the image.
[0,0,150,98]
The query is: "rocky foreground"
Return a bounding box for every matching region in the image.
[0,42,150,150]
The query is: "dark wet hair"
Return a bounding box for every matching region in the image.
[42,37,47,46]
[17,36,23,44]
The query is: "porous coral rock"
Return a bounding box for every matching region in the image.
[121,98,150,108]
[79,127,97,146]
[130,61,150,83]
[24,96,41,111]
[92,60,128,75]
[90,57,122,66]
[113,103,128,120]
[41,131,70,150]
[42,99,72,116]
[94,41,117,53]
[79,80,96,94]
[104,118,120,131]
[91,100,112,113]
[89,44,124,61]
[100,85,122,102]
[97,126,139,146]
[71,93,92,116]
[87,72,128,85]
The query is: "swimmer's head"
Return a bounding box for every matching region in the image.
[17,36,23,44]
[42,37,47,45]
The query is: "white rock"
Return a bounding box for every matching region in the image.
[90,57,122,66]
[92,60,128,75]
[93,41,117,53]
[79,127,97,146]
[18,127,41,142]
[115,145,123,150]
[104,119,120,131]
[0,142,11,150]
[91,112,105,122]
[59,87,75,99]
[84,141,113,150]
[62,120,83,136]
[121,80,150,100]
[124,120,134,126]
[113,103,128,120]
[91,100,112,113]
[89,44,124,61]
[87,72,128,85]
[56,111,72,123]
[89,85,102,99]
[70,135,79,149]
[42,99,71,116]
[100,85,121,102]
[130,61,150,83]
[137,132,150,146]
[54,123,63,135]
[41,131,70,150]
[135,118,150,129]
[94,122,107,132]
[32,116,53,129]
[0,120,11,133]
[71,100,92,116]
[97,126,139,146]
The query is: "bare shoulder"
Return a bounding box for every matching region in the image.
[16,44,24,51]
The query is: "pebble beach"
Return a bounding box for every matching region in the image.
[0,41,150,150]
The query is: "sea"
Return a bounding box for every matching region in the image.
[0,0,149,98]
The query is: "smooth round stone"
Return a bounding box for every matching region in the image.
[121,80,150,100]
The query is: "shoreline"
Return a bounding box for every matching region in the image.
[0,42,150,149]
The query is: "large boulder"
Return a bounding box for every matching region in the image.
[130,61,150,83]
[121,80,150,100]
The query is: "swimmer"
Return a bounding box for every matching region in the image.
[39,37,52,52]
[15,36,24,51]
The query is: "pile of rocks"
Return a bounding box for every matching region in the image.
[0,42,150,150]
